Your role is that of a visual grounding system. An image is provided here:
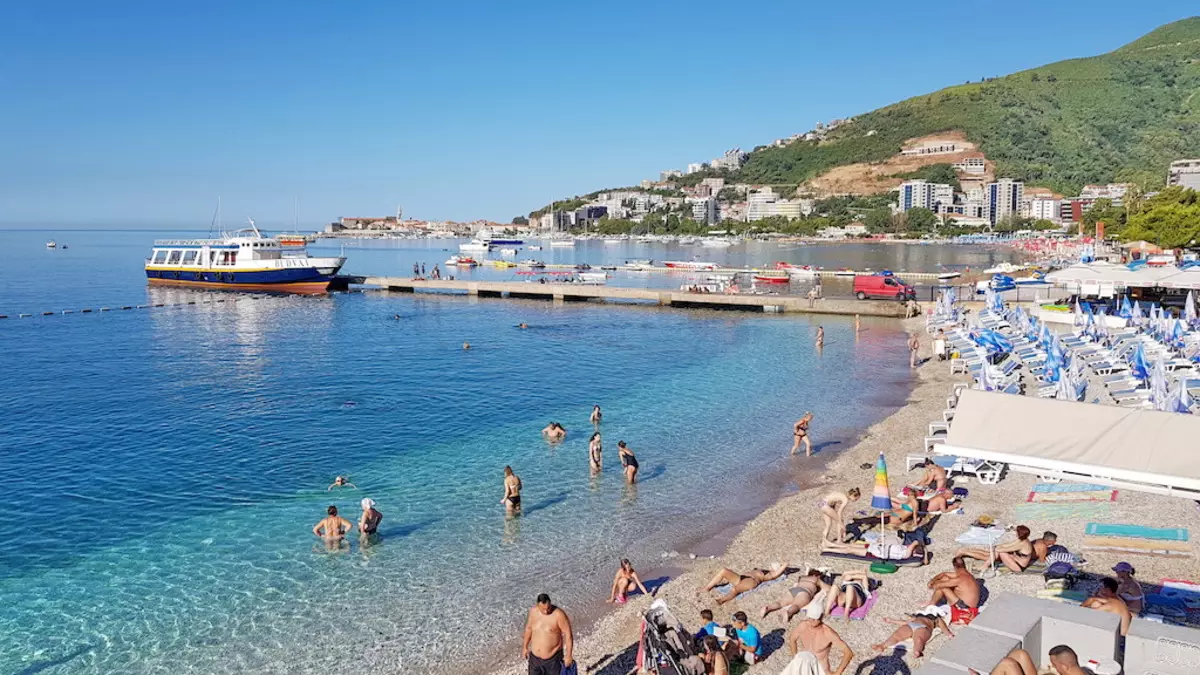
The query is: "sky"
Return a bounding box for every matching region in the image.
[0,1,1193,228]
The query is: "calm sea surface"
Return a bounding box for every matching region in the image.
[0,230,1007,674]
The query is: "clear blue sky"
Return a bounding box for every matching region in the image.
[1,1,1191,228]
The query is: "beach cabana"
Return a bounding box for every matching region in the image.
[936,389,1200,499]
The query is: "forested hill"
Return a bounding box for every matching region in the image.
[728,17,1200,194]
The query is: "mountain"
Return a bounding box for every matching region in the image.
[730,17,1200,195]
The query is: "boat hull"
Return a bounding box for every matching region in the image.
[145,266,339,294]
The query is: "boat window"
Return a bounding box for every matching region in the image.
[182,250,198,265]
[208,251,217,265]
[152,250,168,264]
[167,250,183,265]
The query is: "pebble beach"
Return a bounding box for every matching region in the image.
[491,316,1200,675]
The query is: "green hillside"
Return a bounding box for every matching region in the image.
[733,17,1200,194]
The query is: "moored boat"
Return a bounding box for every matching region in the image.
[145,221,345,293]
[774,262,818,278]
[753,270,790,284]
[663,260,719,270]
[624,259,654,270]
[445,255,479,267]
[46,240,57,249]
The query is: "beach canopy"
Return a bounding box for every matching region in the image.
[870,453,892,511]
[939,389,1200,497]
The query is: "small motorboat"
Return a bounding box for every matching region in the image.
[936,271,962,281]
[600,265,617,271]
[549,239,575,248]
[774,262,818,278]
[603,238,623,245]
[46,240,57,249]
[498,247,518,256]
[445,255,479,267]
[517,259,546,268]
[625,259,654,270]
[577,271,608,284]
[663,260,719,270]
[527,245,543,251]
[753,270,791,284]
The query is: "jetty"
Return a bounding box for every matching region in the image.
[357,277,911,316]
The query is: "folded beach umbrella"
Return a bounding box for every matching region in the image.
[1119,295,1133,319]
[975,361,993,391]
[1132,300,1144,327]
[870,453,892,511]
[1073,298,1084,327]
[1187,291,1197,325]
[1130,343,1150,381]
[1152,357,1171,411]
[1171,318,1186,346]
[1055,365,1073,400]
[1172,380,1193,414]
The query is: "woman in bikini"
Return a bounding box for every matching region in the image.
[955,525,1034,573]
[617,441,639,483]
[761,569,829,622]
[823,569,871,620]
[702,563,786,606]
[1113,562,1144,614]
[888,489,922,531]
[790,412,814,456]
[872,612,954,658]
[607,558,651,604]
[501,466,522,515]
[588,432,603,473]
[818,488,860,543]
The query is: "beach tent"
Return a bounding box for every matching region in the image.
[937,389,1200,498]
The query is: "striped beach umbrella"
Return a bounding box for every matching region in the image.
[870,453,892,511]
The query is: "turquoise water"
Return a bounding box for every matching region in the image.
[0,230,915,674]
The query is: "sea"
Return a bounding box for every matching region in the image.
[0,230,1016,674]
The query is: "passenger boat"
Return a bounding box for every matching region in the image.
[145,222,345,293]
[663,260,719,270]
[753,270,791,284]
[459,229,523,253]
[445,255,479,267]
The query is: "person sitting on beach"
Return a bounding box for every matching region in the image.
[590,404,602,426]
[541,422,566,442]
[699,635,729,675]
[358,498,382,536]
[312,505,352,548]
[917,458,949,492]
[821,538,927,564]
[761,569,830,622]
[817,488,860,543]
[501,466,522,515]
[522,593,574,675]
[823,569,871,620]
[968,647,1038,675]
[955,525,1034,573]
[790,411,815,456]
[695,609,720,642]
[702,563,786,606]
[327,475,356,491]
[785,614,854,675]
[1032,531,1058,563]
[588,432,603,472]
[617,441,639,483]
[872,611,953,658]
[1082,577,1132,635]
[927,556,981,622]
[730,611,763,665]
[887,489,921,531]
[1046,645,1093,675]
[1112,562,1144,614]
[607,558,651,604]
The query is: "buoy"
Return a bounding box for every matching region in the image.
[19,313,31,318]
[100,307,110,312]
[122,306,133,310]
[62,310,73,314]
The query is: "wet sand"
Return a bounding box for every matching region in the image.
[489,317,1200,675]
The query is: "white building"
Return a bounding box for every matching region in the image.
[986,179,1024,225]
[746,188,777,221]
[659,170,682,181]
[701,177,726,192]
[1027,197,1061,222]
[1079,183,1132,206]
[952,156,987,175]
[689,197,719,225]
[710,148,749,171]
[686,163,705,175]
[898,180,953,212]
[1168,159,1200,191]
[774,200,803,219]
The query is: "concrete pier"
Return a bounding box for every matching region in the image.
[361,277,911,317]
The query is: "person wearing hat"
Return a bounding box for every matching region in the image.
[359,498,382,537]
[1112,562,1144,614]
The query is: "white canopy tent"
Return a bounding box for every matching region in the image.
[1046,263,1200,293]
[937,389,1200,499]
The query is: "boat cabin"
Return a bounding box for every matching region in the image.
[148,237,285,269]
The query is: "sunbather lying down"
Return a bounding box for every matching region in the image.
[703,563,786,606]
[821,539,928,564]
[967,647,1036,675]
[872,611,953,658]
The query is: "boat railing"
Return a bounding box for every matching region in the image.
[153,239,229,246]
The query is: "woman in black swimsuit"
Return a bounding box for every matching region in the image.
[617,441,639,483]
[359,498,383,536]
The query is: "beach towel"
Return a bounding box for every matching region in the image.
[1027,490,1117,503]
[819,551,924,567]
[1014,502,1111,520]
[1031,482,1110,493]
[779,651,825,675]
[1084,524,1189,542]
[1036,588,1089,604]
[828,590,878,620]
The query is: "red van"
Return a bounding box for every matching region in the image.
[853,274,915,301]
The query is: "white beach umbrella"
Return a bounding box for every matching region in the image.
[1187,291,1197,324]
[975,361,993,392]
[1132,300,1144,327]
[1152,357,1171,411]
[1073,298,1084,327]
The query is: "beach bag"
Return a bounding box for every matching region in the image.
[952,487,969,498]
[1043,562,1078,585]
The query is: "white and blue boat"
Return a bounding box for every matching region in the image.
[145,221,345,293]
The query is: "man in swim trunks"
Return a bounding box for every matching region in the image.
[927,556,980,615]
[1082,577,1132,635]
[761,569,830,622]
[502,466,522,515]
[703,563,786,606]
[786,615,854,675]
[312,505,352,550]
[791,411,814,456]
[522,593,573,675]
[359,498,382,537]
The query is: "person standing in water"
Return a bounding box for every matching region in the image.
[588,432,603,473]
[358,498,382,537]
[855,314,861,334]
[816,326,825,349]
[501,466,522,515]
[312,505,353,549]
[790,412,814,456]
[590,405,602,426]
[617,441,639,483]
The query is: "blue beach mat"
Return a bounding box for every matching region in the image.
[1032,483,1110,493]
[1085,523,1189,542]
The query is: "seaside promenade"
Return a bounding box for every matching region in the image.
[359,277,913,317]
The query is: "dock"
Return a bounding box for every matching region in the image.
[359,277,912,317]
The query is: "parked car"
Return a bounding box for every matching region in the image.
[853,273,915,301]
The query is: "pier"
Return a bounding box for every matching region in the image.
[359,277,912,316]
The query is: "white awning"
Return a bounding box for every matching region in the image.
[1044,263,1188,290]
[937,389,1200,497]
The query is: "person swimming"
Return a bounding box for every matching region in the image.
[542,422,566,442]
[463,342,471,350]
[517,323,529,329]
[327,475,357,491]
[502,466,522,515]
[617,441,639,483]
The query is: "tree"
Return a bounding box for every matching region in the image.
[511,216,529,226]
[1122,187,1200,248]
[1082,198,1126,237]
[905,207,938,233]
[864,208,895,233]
